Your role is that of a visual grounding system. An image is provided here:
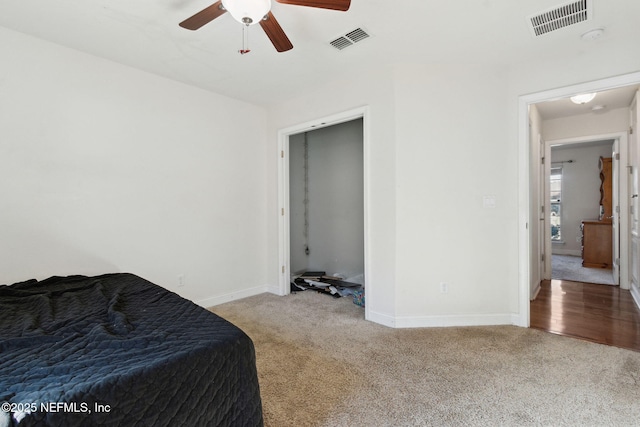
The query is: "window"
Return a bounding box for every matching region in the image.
[550,166,562,241]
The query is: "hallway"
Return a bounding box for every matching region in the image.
[530,279,640,352]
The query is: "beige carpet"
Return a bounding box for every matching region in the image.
[211,291,640,426]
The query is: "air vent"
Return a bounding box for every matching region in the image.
[330,28,370,50]
[330,37,353,50]
[527,0,592,37]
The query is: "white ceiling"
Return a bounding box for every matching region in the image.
[535,84,639,120]
[1,0,639,111]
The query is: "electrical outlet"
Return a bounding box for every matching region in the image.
[178,274,185,287]
[440,282,448,294]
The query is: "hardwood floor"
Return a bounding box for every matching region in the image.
[530,279,640,352]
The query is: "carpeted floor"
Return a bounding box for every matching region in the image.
[211,291,640,426]
[552,254,615,285]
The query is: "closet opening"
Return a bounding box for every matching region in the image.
[277,106,371,319]
[288,118,365,305]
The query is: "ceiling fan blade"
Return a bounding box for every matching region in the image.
[179,1,227,30]
[275,0,351,11]
[259,12,293,53]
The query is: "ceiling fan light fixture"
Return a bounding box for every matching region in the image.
[570,93,596,104]
[222,0,271,25]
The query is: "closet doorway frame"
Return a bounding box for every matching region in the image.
[277,106,371,321]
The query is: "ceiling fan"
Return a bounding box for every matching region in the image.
[179,0,351,53]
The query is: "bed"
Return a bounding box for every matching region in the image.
[0,273,263,427]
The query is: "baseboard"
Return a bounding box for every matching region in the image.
[367,310,397,328]
[367,312,516,329]
[393,313,515,328]
[530,282,541,300]
[265,284,282,295]
[631,283,640,311]
[511,313,527,327]
[196,285,270,309]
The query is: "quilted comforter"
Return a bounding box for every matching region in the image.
[0,273,263,427]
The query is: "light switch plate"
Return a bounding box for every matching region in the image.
[483,195,496,209]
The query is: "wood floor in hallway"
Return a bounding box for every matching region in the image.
[530,279,640,352]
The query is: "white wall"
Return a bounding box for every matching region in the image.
[550,142,614,255]
[289,120,364,280]
[544,107,630,141]
[269,33,640,327]
[268,62,518,327]
[392,63,515,324]
[0,27,269,306]
[288,134,307,274]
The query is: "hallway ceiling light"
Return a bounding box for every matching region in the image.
[570,93,596,104]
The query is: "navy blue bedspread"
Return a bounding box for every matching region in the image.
[0,273,263,426]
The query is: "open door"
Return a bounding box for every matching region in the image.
[612,141,621,285]
[543,140,552,280]
[538,136,547,282]
[630,93,640,300]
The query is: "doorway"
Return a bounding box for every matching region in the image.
[277,106,372,320]
[288,119,364,283]
[537,131,628,290]
[518,71,640,328]
[547,139,617,286]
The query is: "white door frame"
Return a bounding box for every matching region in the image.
[543,134,628,287]
[517,71,640,327]
[277,106,371,320]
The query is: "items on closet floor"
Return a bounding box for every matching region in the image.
[291,270,364,307]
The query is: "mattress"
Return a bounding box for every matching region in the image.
[0,273,262,426]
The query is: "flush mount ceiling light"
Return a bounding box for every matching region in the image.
[570,93,596,104]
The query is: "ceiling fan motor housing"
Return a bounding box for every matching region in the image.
[222,0,271,25]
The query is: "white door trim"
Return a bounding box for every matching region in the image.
[277,106,372,320]
[517,71,640,327]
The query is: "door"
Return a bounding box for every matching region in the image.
[612,141,621,285]
[630,93,640,295]
[543,140,552,280]
[539,135,548,281]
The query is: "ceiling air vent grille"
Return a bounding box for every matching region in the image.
[330,28,370,50]
[528,0,591,37]
[330,37,353,50]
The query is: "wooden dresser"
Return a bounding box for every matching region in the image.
[581,220,612,268]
